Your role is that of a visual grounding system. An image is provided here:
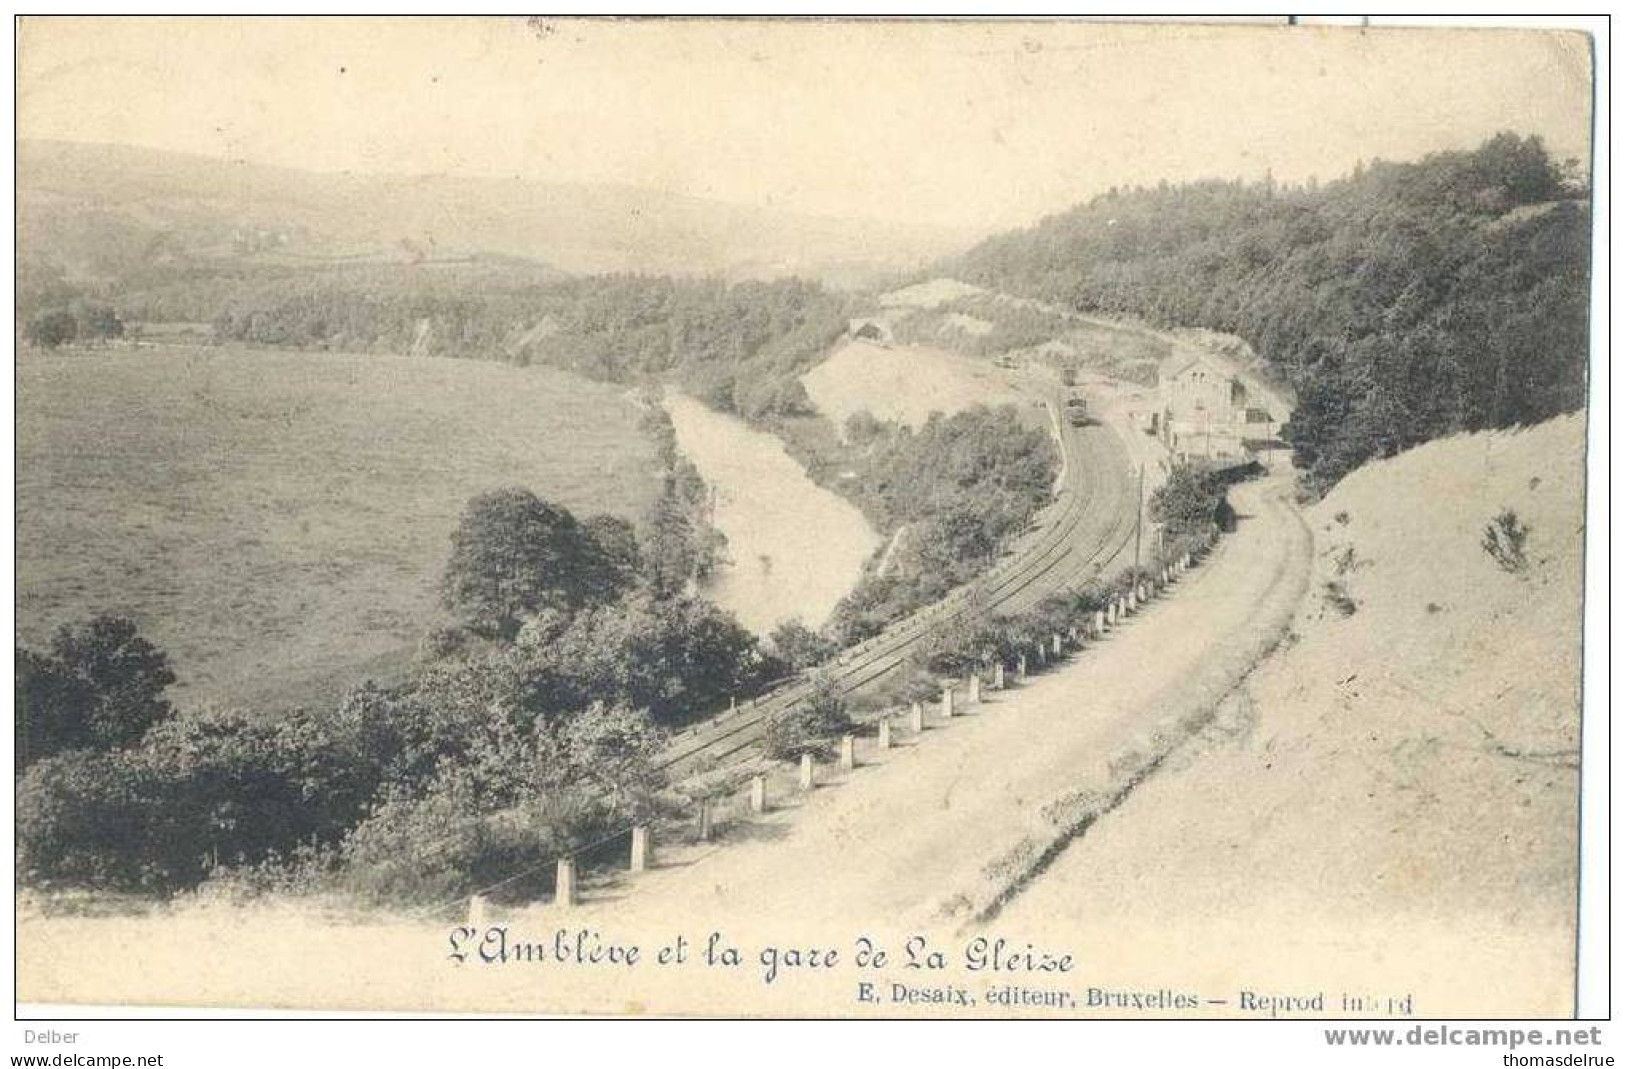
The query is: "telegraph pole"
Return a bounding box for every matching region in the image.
[1133,462,1145,575]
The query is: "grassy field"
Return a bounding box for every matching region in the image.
[16,345,661,710]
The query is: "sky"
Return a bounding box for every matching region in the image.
[17,17,1595,231]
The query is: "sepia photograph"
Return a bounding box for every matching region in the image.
[8,14,1606,1034]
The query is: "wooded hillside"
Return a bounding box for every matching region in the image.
[955,134,1591,490]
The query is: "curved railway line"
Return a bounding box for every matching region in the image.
[658,390,1142,777]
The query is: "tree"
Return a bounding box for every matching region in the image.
[441,488,596,639]
[762,671,852,760]
[528,591,763,726]
[766,619,838,674]
[25,308,78,349]
[14,647,88,770]
[1149,464,1225,539]
[16,749,162,890]
[638,461,725,599]
[639,490,698,597]
[15,616,176,768]
[391,649,534,784]
[577,513,642,605]
[555,701,667,814]
[75,304,125,342]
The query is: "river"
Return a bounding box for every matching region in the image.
[662,393,880,636]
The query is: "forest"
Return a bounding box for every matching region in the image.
[107,267,852,424]
[954,133,1591,490]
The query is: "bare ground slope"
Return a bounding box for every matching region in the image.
[800,338,1025,434]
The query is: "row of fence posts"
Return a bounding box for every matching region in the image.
[467,544,1210,923]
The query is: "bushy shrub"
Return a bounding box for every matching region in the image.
[764,619,839,675]
[520,591,766,728]
[956,134,1589,491]
[762,673,852,761]
[339,701,664,904]
[1149,464,1226,540]
[15,616,176,769]
[1482,508,1531,573]
[338,774,601,905]
[24,308,77,348]
[910,601,1008,676]
[17,696,400,894]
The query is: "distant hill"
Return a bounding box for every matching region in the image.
[18,139,972,288]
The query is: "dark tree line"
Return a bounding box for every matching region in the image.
[955,133,1591,490]
[23,254,853,425]
[22,302,124,349]
[194,270,851,423]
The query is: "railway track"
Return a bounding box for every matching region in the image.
[657,395,1141,778]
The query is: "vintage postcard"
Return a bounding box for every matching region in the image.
[11,16,1600,1022]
